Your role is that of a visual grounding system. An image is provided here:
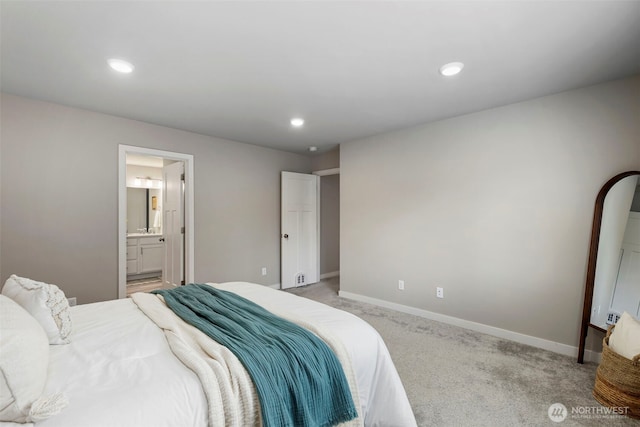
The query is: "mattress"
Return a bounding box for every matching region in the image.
[29,282,416,427]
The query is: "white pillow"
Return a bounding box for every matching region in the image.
[0,295,56,422]
[609,311,640,360]
[2,275,72,345]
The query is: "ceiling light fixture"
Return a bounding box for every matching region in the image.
[108,58,135,74]
[308,146,318,152]
[439,62,464,77]
[290,118,305,127]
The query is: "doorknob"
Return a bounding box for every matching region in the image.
[283,234,289,239]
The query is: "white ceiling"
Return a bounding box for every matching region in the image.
[2,1,639,155]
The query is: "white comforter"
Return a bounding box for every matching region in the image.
[33,282,416,427]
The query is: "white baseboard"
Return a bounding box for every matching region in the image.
[320,271,340,280]
[339,290,598,361]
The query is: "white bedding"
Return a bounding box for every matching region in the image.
[36,296,208,427]
[213,282,416,427]
[29,282,416,427]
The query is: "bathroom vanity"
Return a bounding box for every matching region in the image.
[127,234,164,279]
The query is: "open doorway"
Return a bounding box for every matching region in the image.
[315,168,340,292]
[125,154,165,295]
[317,170,340,281]
[118,145,195,299]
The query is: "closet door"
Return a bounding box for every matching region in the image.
[281,172,319,289]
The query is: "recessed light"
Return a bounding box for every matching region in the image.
[108,58,135,74]
[308,146,318,152]
[439,62,464,77]
[290,118,305,127]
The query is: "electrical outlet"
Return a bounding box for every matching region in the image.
[398,280,405,290]
[436,287,444,299]
[67,297,77,306]
[261,267,267,276]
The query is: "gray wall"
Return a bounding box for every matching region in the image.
[311,147,339,171]
[0,93,311,303]
[340,75,640,348]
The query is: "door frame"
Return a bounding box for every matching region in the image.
[312,167,340,281]
[118,145,195,299]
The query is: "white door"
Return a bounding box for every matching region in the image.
[163,161,185,287]
[608,211,640,318]
[609,244,640,317]
[281,172,319,289]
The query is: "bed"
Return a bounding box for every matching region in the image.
[1,278,416,427]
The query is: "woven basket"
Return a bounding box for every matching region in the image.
[592,325,640,419]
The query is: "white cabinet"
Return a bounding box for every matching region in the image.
[126,239,138,275]
[139,239,163,273]
[127,236,163,277]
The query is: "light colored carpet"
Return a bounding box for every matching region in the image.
[285,278,637,427]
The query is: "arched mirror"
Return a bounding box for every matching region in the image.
[578,171,640,363]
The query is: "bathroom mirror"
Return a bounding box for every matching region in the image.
[127,187,162,234]
[578,171,640,363]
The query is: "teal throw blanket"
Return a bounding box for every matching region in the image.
[152,284,358,427]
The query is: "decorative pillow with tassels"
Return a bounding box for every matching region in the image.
[2,275,72,344]
[609,311,640,361]
[0,295,68,423]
